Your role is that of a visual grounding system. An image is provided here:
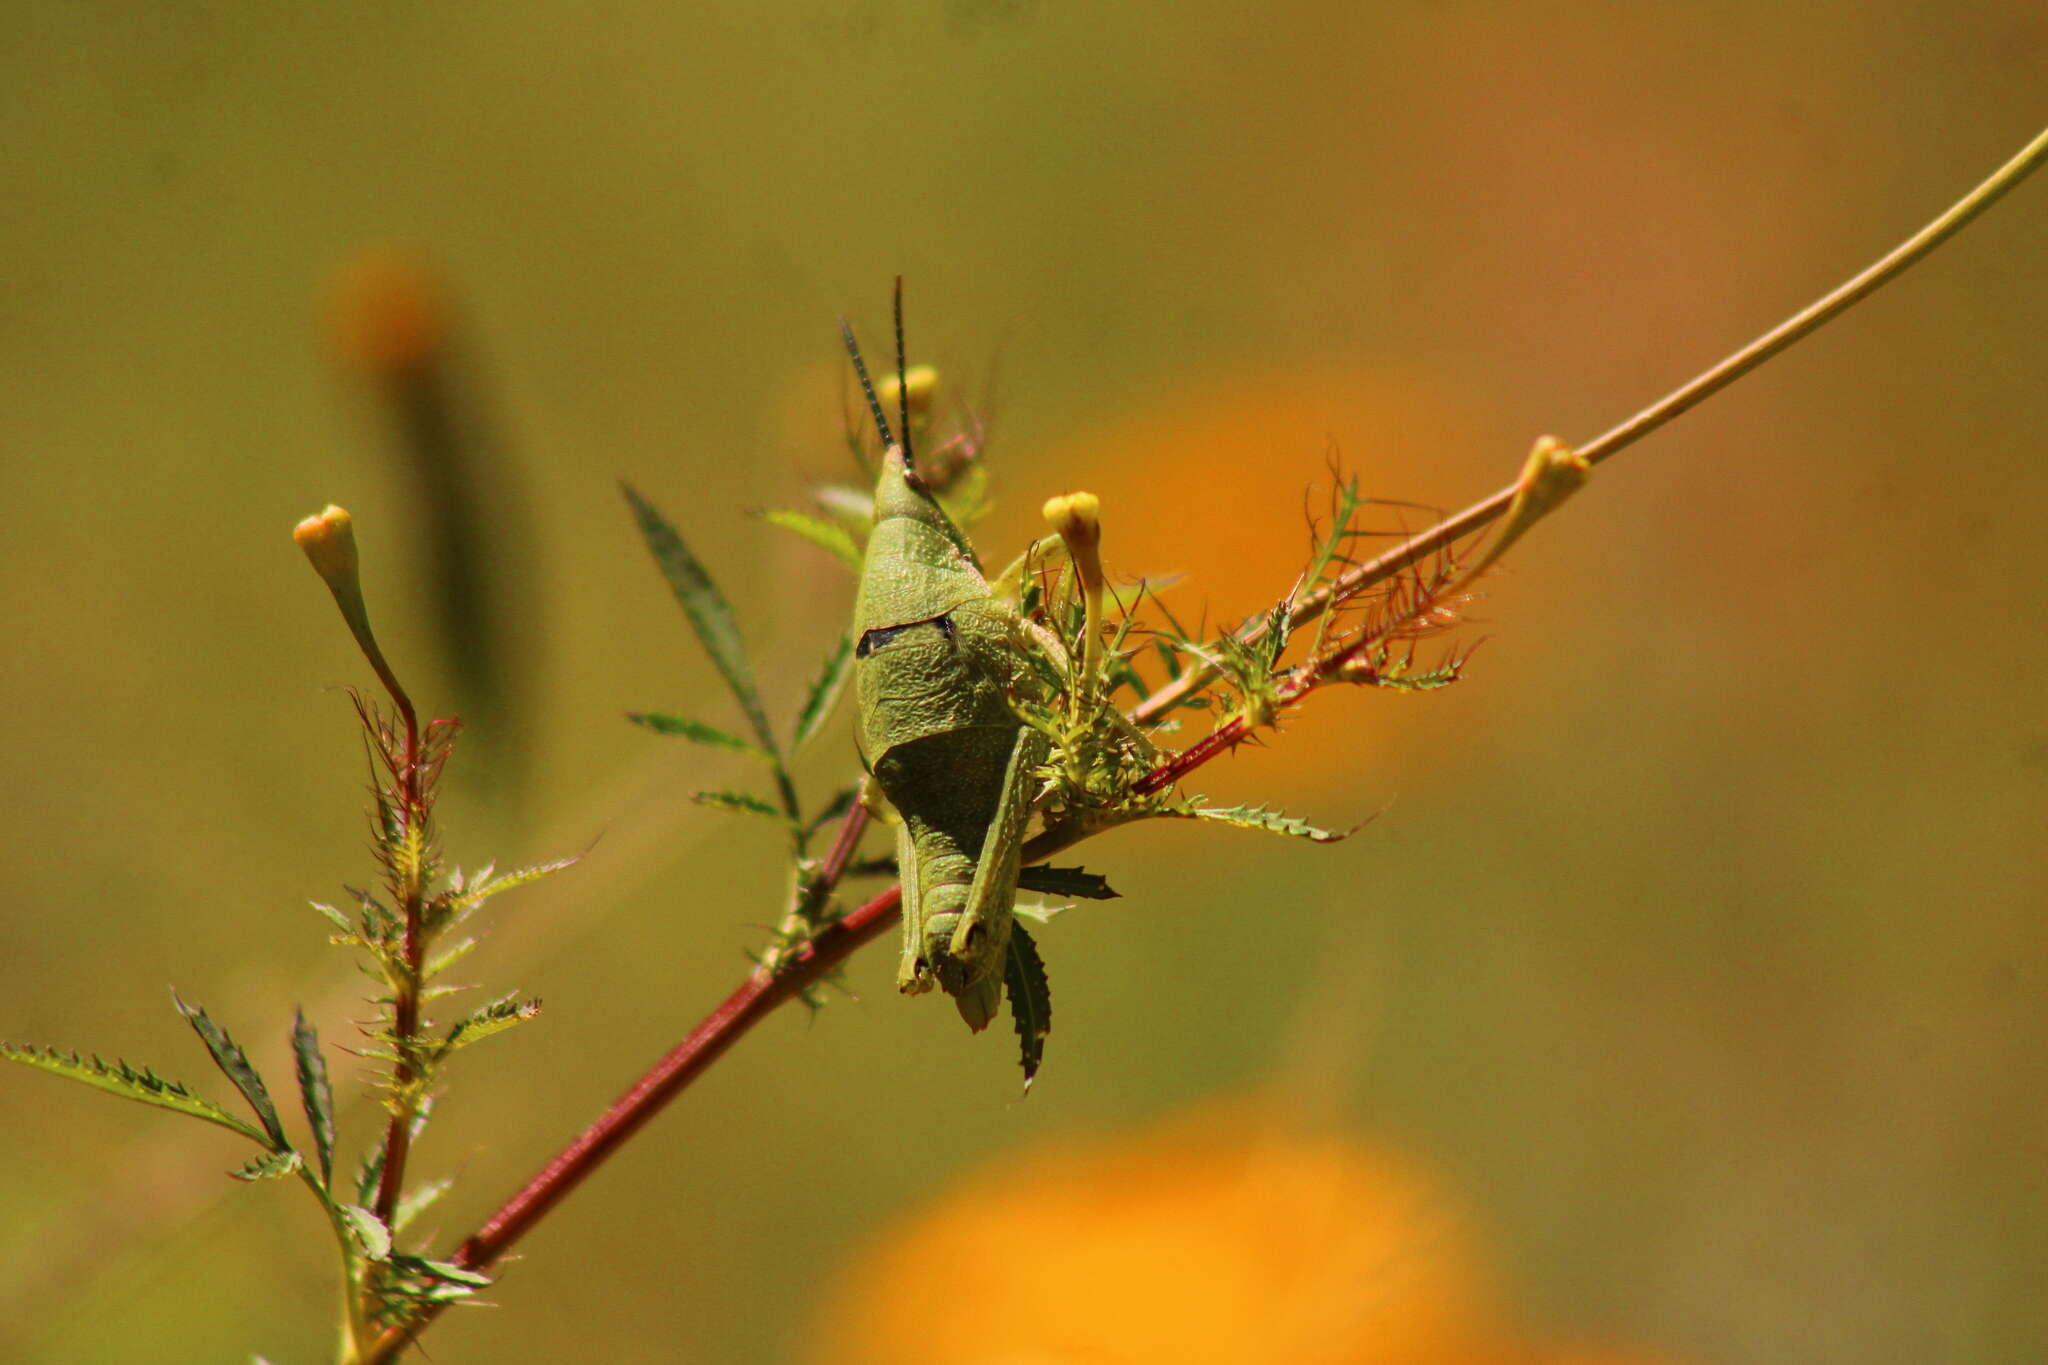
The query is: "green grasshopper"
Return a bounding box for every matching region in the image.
[842,302,1055,1038]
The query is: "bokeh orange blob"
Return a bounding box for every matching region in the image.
[805,1098,1509,1365]
[1046,361,1501,796]
[326,245,448,379]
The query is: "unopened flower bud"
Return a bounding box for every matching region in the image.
[295,505,402,710]
[1043,492,1108,717]
[294,505,361,598]
[1042,491,1101,554]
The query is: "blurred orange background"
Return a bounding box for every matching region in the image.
[2,4,2043,1363]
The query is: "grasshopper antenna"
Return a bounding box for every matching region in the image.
[893,275,913,469]
[840,318,898,454]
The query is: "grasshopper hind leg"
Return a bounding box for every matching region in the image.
[893,821,936,996]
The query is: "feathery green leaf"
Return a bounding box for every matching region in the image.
[431,855,579,927]
[432,994,542,1062]
[1016,864,1120,900]
[0,1043,268,1144]
[1185,802,1354,843]
[791,634,854,753]
[1003,924,1052,1095]
[173,995,288,1148]
[756,507,862,572]
[692,789,786,822]
[626,710,769,759]
[355,1147,385,1208]
[338,1203,392,1262]
[309,900,354,935]
[622,481,779,757]
[290,1011,336,1187]
[231,1147,303,1183]
[394,1175,455,1235]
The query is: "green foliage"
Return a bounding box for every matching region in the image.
[234,1148,305,1183]
[1003,924,1052,1093]
[174,994,289,1149]
[622,480,780,760]
[339,1202,394,1261]
[293,1010,337,1187]
[626,710,769,758]
[1183,803,1355,844]
[1015,864,1119,900]
[432,994,543,1063]
[791,635,854,753]
[693,789,785,821]
[0,1043,268,1145]
[757,507,862,572]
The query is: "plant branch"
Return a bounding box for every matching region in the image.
[359,121,2048,1362]
[1132,122,2048,726]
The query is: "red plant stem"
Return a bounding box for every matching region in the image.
[360,884,901,1363]
[373,698,427,1227]
[462,889,897,1267]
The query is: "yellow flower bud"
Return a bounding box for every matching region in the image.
[1041,491,1101,552]
[1042,492,1107,720]
[294,505,361,597]
[294,505,406,714]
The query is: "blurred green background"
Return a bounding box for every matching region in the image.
[3,4,2044,1362]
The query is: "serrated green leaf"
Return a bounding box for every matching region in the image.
[622,481,779,758]
[790,634,854,753]
[382,1253,494,1306]
[417,1258,494,1288]
[231,1147,303,1183]
[693,789,786,822]
[1016,864,1120,900]
[626,711,769,759]
[424,936,479,980]
[338,1203,392,1262]
[291,1011,336,1188]
[355,1147,385,1207]
[309,900,354,934]
[0,1043,268,1144]
[756,507,862,572]
[432,994,542,1063]
[423,859,577,939]
[172,995,287,1148]
[1003,924,1052,1095]
[394,1174,455,1235]
[1185,803,1354,844]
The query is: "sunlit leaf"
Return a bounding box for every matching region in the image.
[173,995,288,1148]
[1183,803,1353,844]
[291,1010,336,1187]
[756,507,861,572]
[626,710,769,759]
[0,1043,266,1144]
[231,1147,303,1183]
[791,635,854,753]
[693,789,785,822]
[622,481,778,757]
